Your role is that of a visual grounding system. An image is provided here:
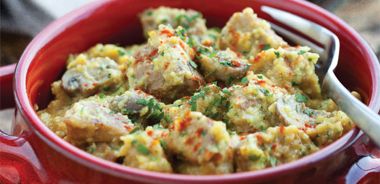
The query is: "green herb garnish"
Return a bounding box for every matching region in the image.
[222,88,231,95]
[219,60,232,66]
[295,94,308,103]
[103,86,111,91]
[298,50,306,55]
[269,156,277,167]
[189,60,198,68]
[118,49,127,56]
[262,44,271,50]
[129,127,140,134]
[99,93,105,99]
[248,154,260,161]
[303,109,314,116]
[175,27,186,41]
[274,51,280,58]
[189,89,206,111]
[136,143,150,155]
[159,140,167,149]
[241,77,248,84]
[259,88,270,96]
[136,98,164,121]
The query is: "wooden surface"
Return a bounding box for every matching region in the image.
[1,0,380,133]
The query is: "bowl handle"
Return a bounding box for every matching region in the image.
[342,139,380,183]
[0,64,46,183]
[0,64,16,109]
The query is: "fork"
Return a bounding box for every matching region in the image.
[261,6,380,147]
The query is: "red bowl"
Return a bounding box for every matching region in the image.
[1,0,380,183]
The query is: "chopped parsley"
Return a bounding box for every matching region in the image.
[259,88,270,96]
[175,13,201,26]
[241,77,248,84]
[248,154,260,161]
[197,46,217,58]
[163,114,172,124]
[87,144,96,153]
[135,142,150,155]
[226,76,235,86]
[291,81,299,86]
[129,127,140,134]
[262,44,271,50]
[103,86,111,91]
[269,156,277,167]
[99,93,105,99]
[136,98,164,121]
[189,89,206,111]
[146,11,153,16]
[160,18,169,24]
[219,59,232,66]
[274,51,280,58]
[298,50,306,55]
[303,108,314,116]
[175,27,186,41]
[222,88,231,95]
[189,60,198,68]
[295,94,308,103]
[118,49,127,56]
[159,140,168,149]
[257,75,263,79]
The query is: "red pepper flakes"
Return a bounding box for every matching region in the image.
[257,80,266,86]
[258,44,268,50]
[135,57,144,63]
[124,125,134,131]
[193,142,201,152]
[149,49,158,58]
[195,128,204,137]
[185,137,194,145]
[279,125,285,134]
[164,62,170,70]
[239,136,246,141]
[147,130,153,136]
[256,134,263,144]
[161,132,168,137]
[299,127,307,132]
[179,41,186,50]
[212,153,222,162]
[204,40,212,47]
[253,53,263,63]
[271,143,277,151]
[161,29,174,37]
[231,60,241,67]
[228,28,239,47]
[305,123,315,129]
[178,112,192,132]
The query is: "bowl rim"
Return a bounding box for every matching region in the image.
[13,0,380,183]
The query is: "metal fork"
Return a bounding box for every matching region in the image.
[261,6,380,147]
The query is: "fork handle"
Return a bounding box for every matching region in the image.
[323,71,380,147]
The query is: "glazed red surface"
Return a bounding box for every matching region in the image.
[1,0,380,183]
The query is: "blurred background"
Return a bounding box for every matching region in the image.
[1,0,380,131]
[1,0,380,67]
